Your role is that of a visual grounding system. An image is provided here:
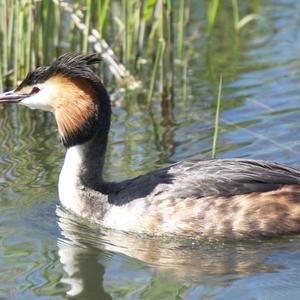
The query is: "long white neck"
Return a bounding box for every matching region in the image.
[58,134,110,219]
[59,145,85,214]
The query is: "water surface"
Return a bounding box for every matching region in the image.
[2,1,300,299]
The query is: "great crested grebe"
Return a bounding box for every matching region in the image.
[2,53,300,239]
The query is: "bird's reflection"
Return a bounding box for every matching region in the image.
[58,242,112,299]
[56,206,294,298]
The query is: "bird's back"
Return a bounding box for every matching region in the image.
[100,159,300,239]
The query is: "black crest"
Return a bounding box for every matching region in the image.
[16,53,102,91]
[16,66,49,91]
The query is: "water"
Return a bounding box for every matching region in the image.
[2,1,300,299]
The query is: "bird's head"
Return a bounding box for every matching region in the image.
[0,53,111,147]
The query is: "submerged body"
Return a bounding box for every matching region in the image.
[1,53,300,239]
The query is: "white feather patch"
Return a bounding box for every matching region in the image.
[59,145,84,214]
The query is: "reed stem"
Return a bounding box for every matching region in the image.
[82,0,91,53]
[212,75,223,159]
[147,38,166,109]
[177,0,185,59]
[207,0,220,34]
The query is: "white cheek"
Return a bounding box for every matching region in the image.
[20,86,56,111]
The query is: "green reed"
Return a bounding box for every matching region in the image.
[177,0,185,59]
[207,0,220,34]
[212,75,223,159]
[147,38,166,109]
[0,0,260,111]
[83,0,92,53]
[231,0,240,31]
[97,0,109,35]
[207,0,260,34]
[0,61,2,92]
[0,0,4,91]
[0,1,177,88]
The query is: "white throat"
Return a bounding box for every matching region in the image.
[59,145,85,213]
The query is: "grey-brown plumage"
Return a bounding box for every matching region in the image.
[107,159,300,203]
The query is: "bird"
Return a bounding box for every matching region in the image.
[1,53,300,239]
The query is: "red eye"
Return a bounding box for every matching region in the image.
[32,86,40,94]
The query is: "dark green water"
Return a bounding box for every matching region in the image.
[2,1,300,299]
